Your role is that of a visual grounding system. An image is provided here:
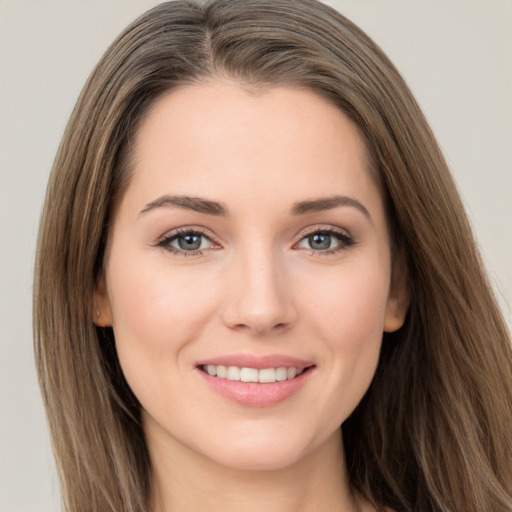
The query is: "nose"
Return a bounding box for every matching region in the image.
[220,246,297,336]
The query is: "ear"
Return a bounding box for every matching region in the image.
[384,259,410,333]
[93,277,113,327]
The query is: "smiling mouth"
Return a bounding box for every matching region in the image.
[199,364,313,383]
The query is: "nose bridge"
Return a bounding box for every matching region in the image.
[222,237,295,334]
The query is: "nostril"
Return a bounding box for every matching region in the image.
[228,321,289,335]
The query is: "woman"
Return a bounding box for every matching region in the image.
[33,0,512,511]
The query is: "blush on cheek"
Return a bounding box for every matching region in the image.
[109,262,221,367]
[315,275,389,337]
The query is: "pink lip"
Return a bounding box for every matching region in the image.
[196,353,314,370]
[195,353,315,408]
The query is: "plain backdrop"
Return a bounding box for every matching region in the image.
[0,1,510,511]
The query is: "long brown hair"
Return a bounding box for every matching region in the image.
[34,1,512,511]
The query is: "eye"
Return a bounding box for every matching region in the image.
[156,229,218,255]
[296,228,354,254]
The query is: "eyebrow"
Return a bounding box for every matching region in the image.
[139,195,228,217]
[139,194,371,221]
[290,196,371,221]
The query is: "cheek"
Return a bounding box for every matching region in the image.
[305,258,391,345]
[302,259,390,420]
[105,250,219,372]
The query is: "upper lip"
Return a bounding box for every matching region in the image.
[196,353,315,370]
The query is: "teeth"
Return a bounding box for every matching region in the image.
[258,368,276,383]
[276,367,288,381]
[216,365,227,378]
[226,366,240,381]
[240,367,259,382]
[203,365,307,383]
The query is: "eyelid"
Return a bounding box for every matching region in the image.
[293,224,355,254]
[298,224,351,238]
[155,226,221,255]
[153,224,354,257]
[156,226,207,243]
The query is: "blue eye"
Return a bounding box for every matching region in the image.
[307,232,333,250]
[157,229,214,255]
[174,233,205,251]
[297,229,353,253]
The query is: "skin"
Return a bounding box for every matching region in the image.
[95,81,408,512]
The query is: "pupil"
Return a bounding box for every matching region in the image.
[310,233,331,250]
[178,234,201,250]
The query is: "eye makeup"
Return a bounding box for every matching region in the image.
[154,224,356,258]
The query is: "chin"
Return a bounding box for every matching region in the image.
[211,445,306,472]
[197,427,327,473]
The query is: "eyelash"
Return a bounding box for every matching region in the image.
[155,226,355,257]
[155,228,214,257]
[296,226,355,256]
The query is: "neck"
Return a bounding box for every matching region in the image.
[146,420,366,512]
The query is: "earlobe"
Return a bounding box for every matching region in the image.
[93,277,113,327]
[384,260,410,333]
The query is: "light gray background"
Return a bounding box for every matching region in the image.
[1,1,511,511]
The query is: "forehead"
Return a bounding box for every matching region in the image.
[122,81,384,222]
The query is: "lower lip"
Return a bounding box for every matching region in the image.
[196,367,314,407]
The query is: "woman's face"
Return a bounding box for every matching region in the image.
[96,81,407,471]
